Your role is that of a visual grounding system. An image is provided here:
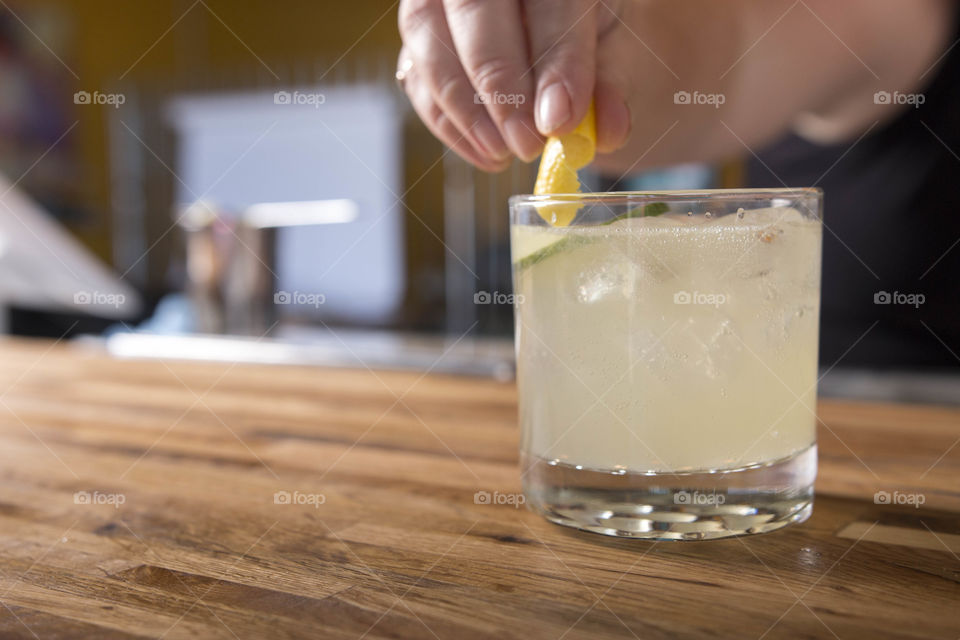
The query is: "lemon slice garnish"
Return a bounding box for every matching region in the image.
[532,100,596,226]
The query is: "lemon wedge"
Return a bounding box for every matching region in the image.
[532,100,596,226]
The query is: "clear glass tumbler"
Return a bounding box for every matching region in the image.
[510,189,823,540]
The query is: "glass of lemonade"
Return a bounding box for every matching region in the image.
[510,189,823,540]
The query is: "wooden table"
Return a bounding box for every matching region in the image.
[0,338,956,639]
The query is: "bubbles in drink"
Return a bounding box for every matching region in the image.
[512,206,821,473]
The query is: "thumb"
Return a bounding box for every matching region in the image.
[525,0,597,137]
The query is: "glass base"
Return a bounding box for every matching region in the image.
[522,445,816,540]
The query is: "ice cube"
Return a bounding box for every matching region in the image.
[736,206,806,226]
[690,318,741,379]
[576,260,633,303]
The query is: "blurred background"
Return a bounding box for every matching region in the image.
[2,1,958,402]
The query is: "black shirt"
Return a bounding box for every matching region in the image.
[746,13,960,370]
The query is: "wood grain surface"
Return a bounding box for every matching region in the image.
[0,337,957,639]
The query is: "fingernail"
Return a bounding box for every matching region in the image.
[536,83,571,135]
[607,98,632,152]
[473,120,510,160]
[504,114,543,162]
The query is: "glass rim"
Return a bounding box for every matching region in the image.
[509,187,823,208]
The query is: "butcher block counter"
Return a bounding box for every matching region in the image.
[0,337,956,639]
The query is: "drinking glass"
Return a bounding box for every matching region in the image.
[510,189,823,539]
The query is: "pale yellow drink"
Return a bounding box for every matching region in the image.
[512,206,821,474]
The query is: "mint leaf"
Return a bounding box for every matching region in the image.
[642,201,669,217]
[604,201,669,224]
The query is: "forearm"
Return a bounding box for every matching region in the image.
[595,0,954,173]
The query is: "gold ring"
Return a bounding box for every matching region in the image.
[395,57,414,89]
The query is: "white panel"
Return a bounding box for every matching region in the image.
[166,85,405,322]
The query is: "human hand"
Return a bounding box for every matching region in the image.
[397,0,633,171]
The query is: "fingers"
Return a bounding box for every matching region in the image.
[399,0,512,169]
[399,0,624,167]
[402,57,512,172]
[593,81,631,154]
[442,0,543,161]
[523,0,597,137]
[594,22,633,154]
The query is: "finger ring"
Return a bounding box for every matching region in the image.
[395,57,413,90]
